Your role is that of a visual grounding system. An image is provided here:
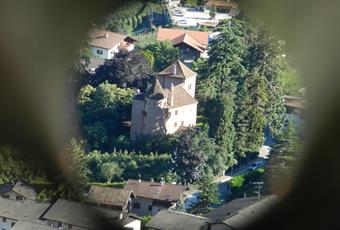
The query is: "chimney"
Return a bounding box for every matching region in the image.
[173,64,177,76]
[169,84,174,106]
[160,177,165,185]
[105,33,109,38]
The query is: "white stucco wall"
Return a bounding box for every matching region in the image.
[130,98,168,139]
[131,197,154,216]
[0,216,16,230]
[123,219,141,230]
[44,219,85,230]
[184,76,196,97]
[1,191,24,201]
[165,103,197,134]
[90,44,119,59]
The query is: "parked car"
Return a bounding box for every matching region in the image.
[249,161,264,170]
[173,10,184,16]
[177,19,187,25]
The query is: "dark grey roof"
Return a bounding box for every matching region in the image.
[12,181,37,200]
[11,221,56,230]
[0,197,50,223]
[158,60,197,79]
[222,195,279,229]
[0,182,14,194]
[43,199,136,229]
[148,79,167,100]
[146,210,209,230]
[203,196,270,221]
[124,180,184,202]
[0,181,37,200]
[85,185,135,209]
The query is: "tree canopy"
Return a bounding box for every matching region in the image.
[77,82,135,150]
[144,41,180,71]
[88,50,153,91]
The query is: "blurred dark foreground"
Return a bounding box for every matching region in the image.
[1,0,340,229]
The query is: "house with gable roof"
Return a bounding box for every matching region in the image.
[130,60,198,139]
[0,180,37,201]
[89,28,137,60]
[124,179,185,216]
[85,185,136,213]
[157,28,210,62]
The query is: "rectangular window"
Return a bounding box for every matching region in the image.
[57,222,62,228]
[174,122,177,127]
[175,110,178,115]
[16,195,23,200]
[133,202,141,209]
[96,49,103,55]
[148,205,152,211]
[3,217,6,222]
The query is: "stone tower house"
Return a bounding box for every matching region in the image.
[130,60,198,139]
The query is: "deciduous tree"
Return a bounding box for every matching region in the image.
[190,174,220,214]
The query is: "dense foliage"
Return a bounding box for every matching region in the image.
[196,18,294,169]
[190,174,220,214]
[197,19,247,170]
[85,149,174,182]
[89,50,154,91]
[0,146,47,184]
[265,121,300,190]
[103,1,166,34]
[171,129,207,184]
[143,41,181,71]
[228,167,265,200]
[77,82,135,150]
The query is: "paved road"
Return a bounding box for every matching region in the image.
[184,134,275,210]
[170,7,230,27]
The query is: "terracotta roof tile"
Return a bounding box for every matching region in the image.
[89,28,127,49]
[164,85,198,108]
[157,28,210,48]
[171,33,206,52]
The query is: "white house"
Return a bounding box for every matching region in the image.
[130,60,198,139]
[124,179,185,216]
[89,28,136,59]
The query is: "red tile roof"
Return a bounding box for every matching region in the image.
[89,28,127,49]
[157,28,210,52]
